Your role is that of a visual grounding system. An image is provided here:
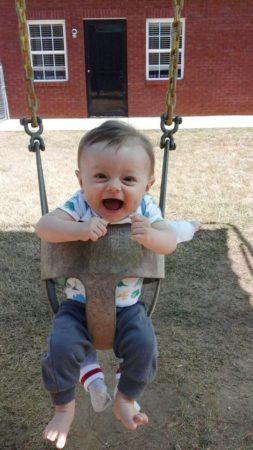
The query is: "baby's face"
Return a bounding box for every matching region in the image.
[76,143,154,223]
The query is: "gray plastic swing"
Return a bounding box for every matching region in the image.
[41,223,164,350]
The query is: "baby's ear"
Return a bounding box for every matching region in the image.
[146,176,155,191]
[75,169,82,187]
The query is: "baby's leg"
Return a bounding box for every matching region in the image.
[42,301,91,448]
[113,366,140,412]
[113,303,157,430]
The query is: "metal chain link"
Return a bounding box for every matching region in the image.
[15,0,38,128]
[165,0,184,125]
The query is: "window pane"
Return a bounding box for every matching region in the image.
[41,25,52,37]
[43,54,54,67]
[32,54,43,67]
[34,70,44,80]
[31,39,41,51]
[29,25,40,38]
[149,23,159,36]
[45,70,55,79]
[160,36,170,49]
[149,36,159,50]
[42,38,53,51]
[160,70,168,78]
[160,23,171,35]
[56,70,66,79]
[160,53,170,64]
[55,54,65,66]
[53,25,63,37]
[149,70,159,78]
[53,38,64,51]
[149,53,159,65]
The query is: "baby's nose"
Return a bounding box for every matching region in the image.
[106,179,121,192]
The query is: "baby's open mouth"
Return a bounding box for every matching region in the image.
[102,199,124,211]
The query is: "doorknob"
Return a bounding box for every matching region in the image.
[87,69,91,73]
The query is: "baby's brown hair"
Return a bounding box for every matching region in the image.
[77,120,155,175]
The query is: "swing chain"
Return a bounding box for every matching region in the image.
[15,0,38,128]
[165,0,184,126]
[20,116,45,152]
[160,113,182,150]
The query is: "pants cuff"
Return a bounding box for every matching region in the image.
[117,375,146,399]
[51,387,75,405]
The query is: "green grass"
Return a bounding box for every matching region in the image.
[0,128,252,449]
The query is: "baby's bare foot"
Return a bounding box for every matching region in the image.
[113,391,148,430]
[43,400,75,449]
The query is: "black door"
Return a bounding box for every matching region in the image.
[84,20,128,117]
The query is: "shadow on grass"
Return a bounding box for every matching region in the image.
[0,228,253,449]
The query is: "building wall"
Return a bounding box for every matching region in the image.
[1,0,253,119]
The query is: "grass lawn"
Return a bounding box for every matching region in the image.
[0,127,252,449]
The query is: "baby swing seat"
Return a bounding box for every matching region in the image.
[41,223,164,350]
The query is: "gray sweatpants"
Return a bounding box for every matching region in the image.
[42,300,158,405]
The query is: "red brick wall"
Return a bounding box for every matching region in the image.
[1,0,252,118]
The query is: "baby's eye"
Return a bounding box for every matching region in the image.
[94,173,107,180]
[123,176,136,184]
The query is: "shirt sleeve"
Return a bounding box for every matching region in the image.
[168,220,196,244]
[58,191,86,221]
[140,194,164,224]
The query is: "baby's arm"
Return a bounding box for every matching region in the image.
[130,214,177,255]
[35,208,108,243]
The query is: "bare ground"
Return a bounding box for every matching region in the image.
[0,127,252,449]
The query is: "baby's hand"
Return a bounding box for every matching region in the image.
[130,214,151,247]
[83,217,108,242]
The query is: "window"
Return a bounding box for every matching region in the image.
[28,20,68,81]
[146,19,185,80]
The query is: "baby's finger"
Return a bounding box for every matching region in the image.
[129,213,143,222]
[96,222,108,235]
[131,233,144,242]
[132,221,146,230]
[99,218,109,227]
[131,229,145,237]
[90,226,105,241]
[90,232,99,241]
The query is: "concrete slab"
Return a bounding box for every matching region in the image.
[0,115,252,132]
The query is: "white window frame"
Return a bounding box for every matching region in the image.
[27,20,68,82]
[0,63,9,120]
[146,18,185,81]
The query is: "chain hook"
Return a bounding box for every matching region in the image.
[160,113,182,150]
[20,116,45,152]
